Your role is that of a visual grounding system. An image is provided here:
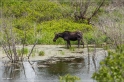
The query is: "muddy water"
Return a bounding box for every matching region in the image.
[0,45,107,82]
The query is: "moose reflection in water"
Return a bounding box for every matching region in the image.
[53,31,84,48]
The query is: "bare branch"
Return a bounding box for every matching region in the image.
[3,27,13,59]
[2,45,12,60]
[27,23,38,59]
[80,0,90,19]
[88,0,105,24]
[27,40,37,59]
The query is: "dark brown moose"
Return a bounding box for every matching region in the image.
[53,31,84,48]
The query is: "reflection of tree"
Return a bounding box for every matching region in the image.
[1,61,37,80]
[2,61,21,79]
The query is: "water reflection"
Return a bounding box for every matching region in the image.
[37,57,85,76]
[0,57,85,82]
[0,51,106,82]
[0,61,23,82]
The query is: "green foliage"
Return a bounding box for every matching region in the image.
[59,74,80,82]
[84,29,108,45]
[38,19,92,44]
[13,27,36,44]
[1,0,93,45]
[1,0,103,45]
[13,18,92,45]
[84,31,95,44]
[17,48,28,56]
[1,0,71,22]
[116,45,124,54]
[92,46,124,82]
[38,51,45,56]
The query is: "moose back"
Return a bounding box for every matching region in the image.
[53,31,84,48]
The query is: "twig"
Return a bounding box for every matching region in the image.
[2,45,12,61]
[3,27,13,60]
[27,40,37,59]
[88,0,105,24]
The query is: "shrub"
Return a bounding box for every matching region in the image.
[92,49,124,82]
[38,51,45,56]
[37,19,92,44]
[59,74,80,82]
[1,0,94,45]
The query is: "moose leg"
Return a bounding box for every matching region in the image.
[81,40,84,48]
[68,41,71,48]
[67,41,71,48]
[66,41,69,48]
[78,40,80,48]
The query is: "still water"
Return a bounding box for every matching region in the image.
[0,50,106,82]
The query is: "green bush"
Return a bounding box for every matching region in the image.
[84,30,108,45]
[38,51,45,56]
[116,44,124,54]
[37,19,92,44]
[92,49,124,82]
[59,74,80,82]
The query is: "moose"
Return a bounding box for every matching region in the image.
[53,31,84,48]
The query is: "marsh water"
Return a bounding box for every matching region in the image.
[0,46,107,82]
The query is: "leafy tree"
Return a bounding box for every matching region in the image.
[92,48,124,82]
